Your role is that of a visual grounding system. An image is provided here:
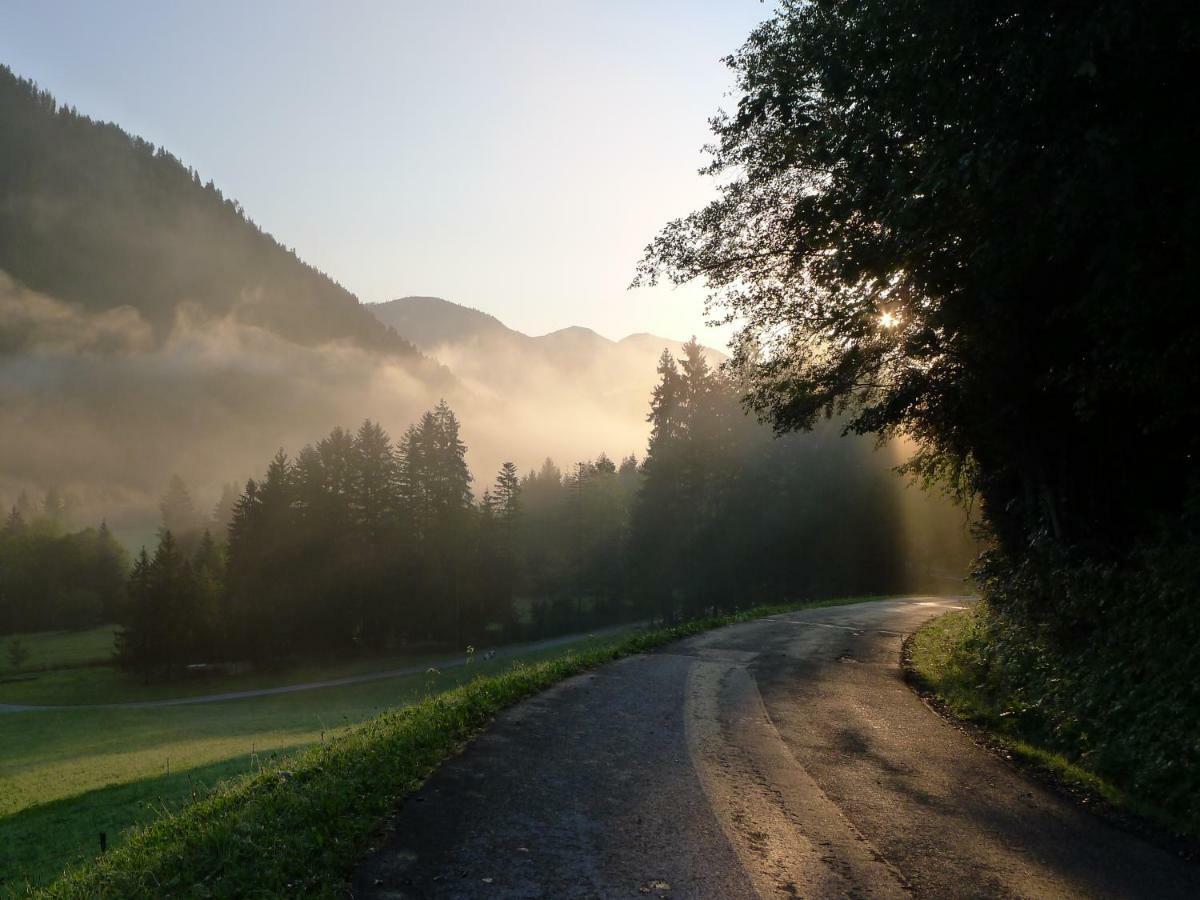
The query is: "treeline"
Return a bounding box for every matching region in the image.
[0,490,127,634]
[115,341,973,678]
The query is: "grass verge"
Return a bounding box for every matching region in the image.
[905,606,1194,847]
[31,599,860,898]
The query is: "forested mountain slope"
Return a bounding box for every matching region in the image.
[0,65,424,358]
[0,66,453,530]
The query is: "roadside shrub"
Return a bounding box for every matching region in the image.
[967,537,1200,832]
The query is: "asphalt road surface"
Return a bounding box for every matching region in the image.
[354,597,1200,899]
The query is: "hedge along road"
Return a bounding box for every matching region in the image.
[0,624,639,713]
[355,597,1200,899]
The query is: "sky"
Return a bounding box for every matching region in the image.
[0,1,776,346]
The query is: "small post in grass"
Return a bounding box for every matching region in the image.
[99,832,107,854]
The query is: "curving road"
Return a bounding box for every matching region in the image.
[354,597,1199,899]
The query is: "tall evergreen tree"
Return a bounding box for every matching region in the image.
[115,547,154,680]
[159,475,203,554]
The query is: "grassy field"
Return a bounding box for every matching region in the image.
[0,645,459,706]
[0,627,116,677]
[6,597,877,896]
[0,629,636,895]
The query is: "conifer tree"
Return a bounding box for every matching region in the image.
[494,462,521,524]
[159,475,203,554]
[115,547,155,680]
[210,482,241,540]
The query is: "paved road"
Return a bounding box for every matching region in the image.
[0,624,638,713]
[354,598,1199,899]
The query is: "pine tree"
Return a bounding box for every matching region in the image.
[488,463,523,635]
[147,530,198,678]
[42,487,65,527]
[191,530,224,661]
[431,400,473,514]
[494,462,521,524]
[115,547,155,680]
[210,482,241,540]
[159,475,203,553]
[4,505,24,536]
[224,479,262,660]
[94,521,128,623]
[351,420,398,546]
[14,491,34,524]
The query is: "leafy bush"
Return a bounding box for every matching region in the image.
[928,539,1200,834]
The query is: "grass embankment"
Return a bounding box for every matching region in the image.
[907,605,1193,838]
[0,631,635,894]
[27,599,854,899]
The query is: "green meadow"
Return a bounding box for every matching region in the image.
[0,627,636,895]
[1,628,116,677]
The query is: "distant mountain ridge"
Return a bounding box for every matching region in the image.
[373,296,524,348]
[371,296,726,371]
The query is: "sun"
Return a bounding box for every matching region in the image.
[879,311,900,329]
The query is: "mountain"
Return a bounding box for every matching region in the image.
[0,65,429,360]
[371,296,725,379]
[370,296,521,348]
[0,66,451,529]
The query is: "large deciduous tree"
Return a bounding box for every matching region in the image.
[637,1,1200,561]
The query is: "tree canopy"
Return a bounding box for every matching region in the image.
[637,1,1200,561]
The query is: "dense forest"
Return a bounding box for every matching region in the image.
[639,1,1200,824]
[99,340,972,678]
[0,493,126,634]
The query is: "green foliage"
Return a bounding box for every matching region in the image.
[638,0,1200,561]
[0,505,128,635]
[638,2,1199,831]
[911,590,1200,836]
[629,339,936,622]
[101,380,973,677]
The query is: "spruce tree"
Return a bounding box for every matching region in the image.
[115,547,154,680]
[159,475,203,554]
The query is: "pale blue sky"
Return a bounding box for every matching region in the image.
[0,1,775,345]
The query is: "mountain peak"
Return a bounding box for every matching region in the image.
[371,296,519,347]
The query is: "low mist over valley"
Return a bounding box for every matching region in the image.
[0,67,716,540]
[0,62,961,574]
